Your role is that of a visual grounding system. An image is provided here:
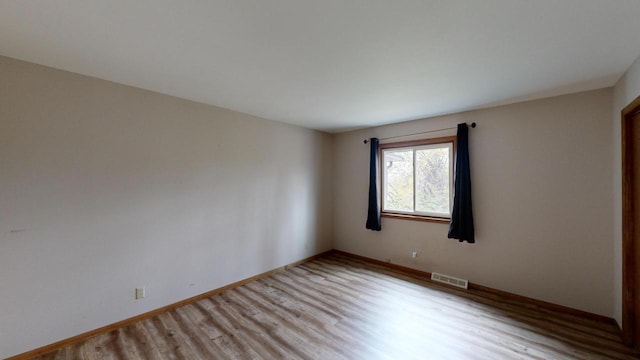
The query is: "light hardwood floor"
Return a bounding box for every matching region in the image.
[32,253,639,359]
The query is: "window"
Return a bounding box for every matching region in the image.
[380,136,455,222]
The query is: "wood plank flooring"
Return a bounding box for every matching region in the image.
[32,253,640,359]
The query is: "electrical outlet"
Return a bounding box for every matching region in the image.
[412,251,417,258]
[135,287,145,300]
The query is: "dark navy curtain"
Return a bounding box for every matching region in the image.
[365,138,382,231]
[448,124,475,243]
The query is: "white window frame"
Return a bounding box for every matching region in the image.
[380,136,456,222]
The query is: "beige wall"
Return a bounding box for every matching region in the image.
[0,56,333,358]
[333,89,614,317]
[612,53,640,326]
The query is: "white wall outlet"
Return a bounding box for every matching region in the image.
[412,251,417,258]
[135,287,145,300]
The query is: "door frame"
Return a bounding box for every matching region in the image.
[622,95,640,348]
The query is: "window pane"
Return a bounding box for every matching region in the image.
[384,149,413,212]
[415,147,450,214]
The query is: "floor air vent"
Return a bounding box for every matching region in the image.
[431,272,468,289]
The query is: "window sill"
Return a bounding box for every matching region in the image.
[382,213,450,224]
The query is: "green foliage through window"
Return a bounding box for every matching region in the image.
[382,141,453,217]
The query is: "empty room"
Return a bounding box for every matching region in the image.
[3,1,640,359]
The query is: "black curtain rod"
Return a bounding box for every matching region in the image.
[364,122,476,144]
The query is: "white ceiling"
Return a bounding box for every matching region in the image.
[2,1,640,132]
